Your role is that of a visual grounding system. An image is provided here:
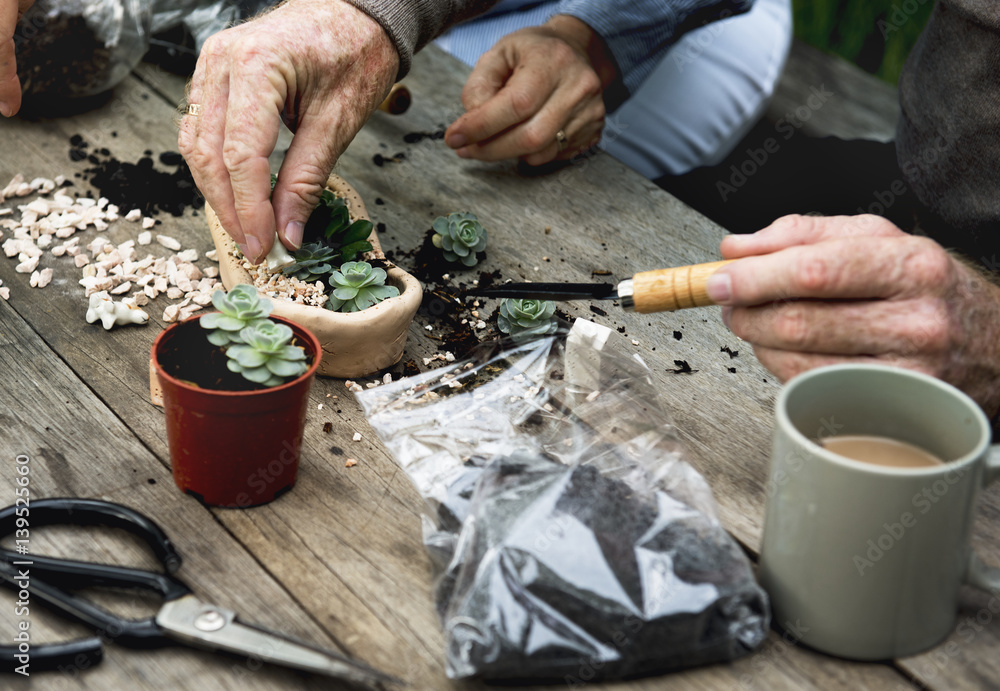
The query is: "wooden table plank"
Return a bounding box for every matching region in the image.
[0,290,355,689]
[0,46,972,690]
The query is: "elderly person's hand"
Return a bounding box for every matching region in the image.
[178,0,398,264]
[444,14,617,166]
[707,214,1000,416]
[1,0,33,116]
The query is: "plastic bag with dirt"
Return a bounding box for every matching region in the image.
[357,318,769,682]
[15,0,152,106]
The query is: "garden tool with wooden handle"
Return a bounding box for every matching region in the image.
[476,260,736,313]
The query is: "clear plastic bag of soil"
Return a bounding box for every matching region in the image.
[147,1,280,73]
[15,0,152,105]
[357,319,769,682]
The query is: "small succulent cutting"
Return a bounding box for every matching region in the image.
[200,284,272,345]
[266,177,374,277]
[431,212,487,267]
[326,261,399,312]
[282,242,339,282]
[497,298,558,341]
[224,321,309,387]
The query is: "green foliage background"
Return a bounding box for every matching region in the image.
[792,0,934,83]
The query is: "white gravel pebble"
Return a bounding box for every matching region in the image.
[137,231,152,245]
[125,209,142,222]
[156,235,181,251]
[15,256,38,273]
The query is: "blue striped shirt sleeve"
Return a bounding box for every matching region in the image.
[556,0,755,94]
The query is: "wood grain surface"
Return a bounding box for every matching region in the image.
[0,45,992,691]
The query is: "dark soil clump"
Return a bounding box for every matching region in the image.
[668,359,697,374]
[71,138,204,217]
[402,129,445,144]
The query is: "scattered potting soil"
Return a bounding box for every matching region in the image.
[436,450,769,680]
[69,137,204,217]
[721,346,739,358]
[589,305,608,317]
[372,153,405,167]
[728,367,737,373]
[402,129,445,144]
[389,228,494,359]
[668,359,697,374]
[673,330,683,340]
[323,422,333,433]
[407,228,454,284]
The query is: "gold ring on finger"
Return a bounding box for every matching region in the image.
[555,129,568,152]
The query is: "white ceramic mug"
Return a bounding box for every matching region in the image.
[759,364,1000,660]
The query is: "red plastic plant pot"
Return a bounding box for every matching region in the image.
[151,314,322,508]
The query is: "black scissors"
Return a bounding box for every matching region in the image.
[0,498,399,687]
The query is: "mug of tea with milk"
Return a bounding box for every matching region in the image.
[759,364,1000,660]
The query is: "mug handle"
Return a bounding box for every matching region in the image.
[964,446,1000,591]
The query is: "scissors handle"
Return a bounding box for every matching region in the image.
[0,498,182,572]
[0,499,191,654]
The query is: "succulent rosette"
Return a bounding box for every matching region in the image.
[325,261,400,312]
[224,321,308,387]
[431,212,488,267]
[497,298,558,341]
[200,283,273,345]
[282,241,338,282]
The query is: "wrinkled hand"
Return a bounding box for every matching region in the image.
[444,14,615,166]
[179,0,398,263]
[1,0,33,116]
[705,214,1000,416]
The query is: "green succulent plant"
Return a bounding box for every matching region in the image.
[316,189,374,261]
[200,284,273,346]
[224,321,309,387]
[282,241,339,282]
[325,261,399,313]
[431,212,487,267]
[497,298,558,341]
[269,178,374,276]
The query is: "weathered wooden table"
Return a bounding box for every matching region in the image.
[1,46,997,691]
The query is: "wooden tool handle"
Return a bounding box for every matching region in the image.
[630,260,735,313]
[378,84,411,115]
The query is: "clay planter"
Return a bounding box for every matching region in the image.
[207,174,423,378]
[151,314,321,508]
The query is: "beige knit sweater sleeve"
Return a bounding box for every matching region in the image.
[342,0,500,78]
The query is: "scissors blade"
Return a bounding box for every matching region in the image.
[156,595,400,688]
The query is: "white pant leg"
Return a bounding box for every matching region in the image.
[434,0,793,178]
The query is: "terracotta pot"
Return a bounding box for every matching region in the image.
[151,315,321,508]
[206,174,423,378]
